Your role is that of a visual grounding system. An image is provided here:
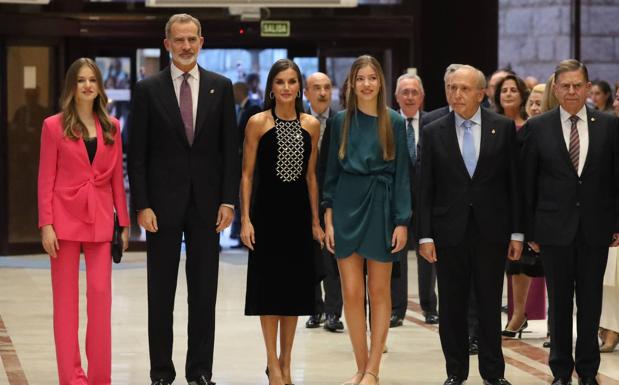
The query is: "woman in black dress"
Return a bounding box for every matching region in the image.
[240,59,323,385]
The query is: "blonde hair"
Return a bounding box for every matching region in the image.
[339,55,394,161]
[60,58,115,144]
[541,74,559,112]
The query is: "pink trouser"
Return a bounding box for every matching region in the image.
[50,240,112,385]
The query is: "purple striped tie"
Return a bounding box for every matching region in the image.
[568,115,579,172]
[180,72,194,145]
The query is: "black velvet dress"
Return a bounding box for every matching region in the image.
[244,111,317,316]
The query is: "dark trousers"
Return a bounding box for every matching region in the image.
[390,247,409,318]
[541,231,608,379]
[146,198,220,383]
[417,249,438,316]
[314,247,343,316]
[468,289,479,338]
[435,215,507,380]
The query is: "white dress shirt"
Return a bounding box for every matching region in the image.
[400,109,420,146]
[419,106,523,244]
[559,105,589,176]
[455,108,482,160]
[171,63,234,211]
[170,62,199,132]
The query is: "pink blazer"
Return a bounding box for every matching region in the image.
[38,113,130,242]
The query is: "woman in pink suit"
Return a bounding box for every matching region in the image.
[38,57,129,385]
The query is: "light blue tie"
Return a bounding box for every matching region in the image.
[462,120,476,177]
[406,117,416,162]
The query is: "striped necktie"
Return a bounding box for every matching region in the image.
[568,115,579,172]
[180,72,194,145]
[406,117,416,162]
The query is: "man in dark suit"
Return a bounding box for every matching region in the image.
[229,81,262,243]
[522,59,619,385]
[303,72,344,332]
[418,65,523,385]
[423,63,488,355]
[421,63,462,126]
[389,72,437,327]
[128,14,239,385]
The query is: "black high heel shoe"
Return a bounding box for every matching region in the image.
[265,366,294,385]
[501,317,528,338]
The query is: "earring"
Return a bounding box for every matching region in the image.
[269,91,274,100]
[297,90,301,98]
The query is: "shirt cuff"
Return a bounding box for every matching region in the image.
[419,238,434,244]
[511,233,524,241]
[221,204,235,211]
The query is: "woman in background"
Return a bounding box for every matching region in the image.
[38,57,129,385]
[598,87,619,353]
[590,80,614,114]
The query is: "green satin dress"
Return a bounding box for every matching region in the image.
[322,108,411,262]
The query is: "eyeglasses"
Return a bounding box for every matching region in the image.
[399,89,421,97]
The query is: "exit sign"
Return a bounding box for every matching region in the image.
[261,21,290,37]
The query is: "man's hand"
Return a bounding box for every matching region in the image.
[528,241,540,253]
[418,242,437,263]
[610,233,619,247]
[138,208,158,233]
[507,240,523,261]
[215,205,234,233]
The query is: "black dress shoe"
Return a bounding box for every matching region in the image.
[324,313,344,332]
[483,378,511,385]
[578,377,599,385]
[468,337,479,355]
[424,313,439,324]
[189,374,216,385]
[389,313,403,328]
[551,378,571,385]
[443,375,464,385]
[305,314,324,328]
[151,380,171,385]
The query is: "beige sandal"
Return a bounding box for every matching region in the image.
[341,371,364,385]
[362,371,380,385]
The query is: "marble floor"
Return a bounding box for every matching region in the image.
[0,248,618,385]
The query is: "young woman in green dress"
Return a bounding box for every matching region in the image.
[323,55,411,385]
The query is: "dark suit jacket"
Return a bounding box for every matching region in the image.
[418,108,522,247]
[521,106,619,246]
[238,98,263,151]
[128,66,240,227]
[313,107,336,200]
[421,106,450,126]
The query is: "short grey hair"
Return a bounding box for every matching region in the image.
[395,73,425,95]
[165,13,202,39]
[444,63,464,83]
[454,64,487,89]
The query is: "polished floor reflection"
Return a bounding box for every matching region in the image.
[1,249,618,385]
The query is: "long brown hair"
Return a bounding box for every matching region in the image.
[60,58,115,144]
[262,59,304,115]
[339,55,394,160]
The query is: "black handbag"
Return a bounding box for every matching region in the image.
[111,213,123,263]
[518,245,539,266]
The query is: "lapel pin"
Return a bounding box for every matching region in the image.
[591,117,596,122]
[210,89,215,94]
[491,129,496,135]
